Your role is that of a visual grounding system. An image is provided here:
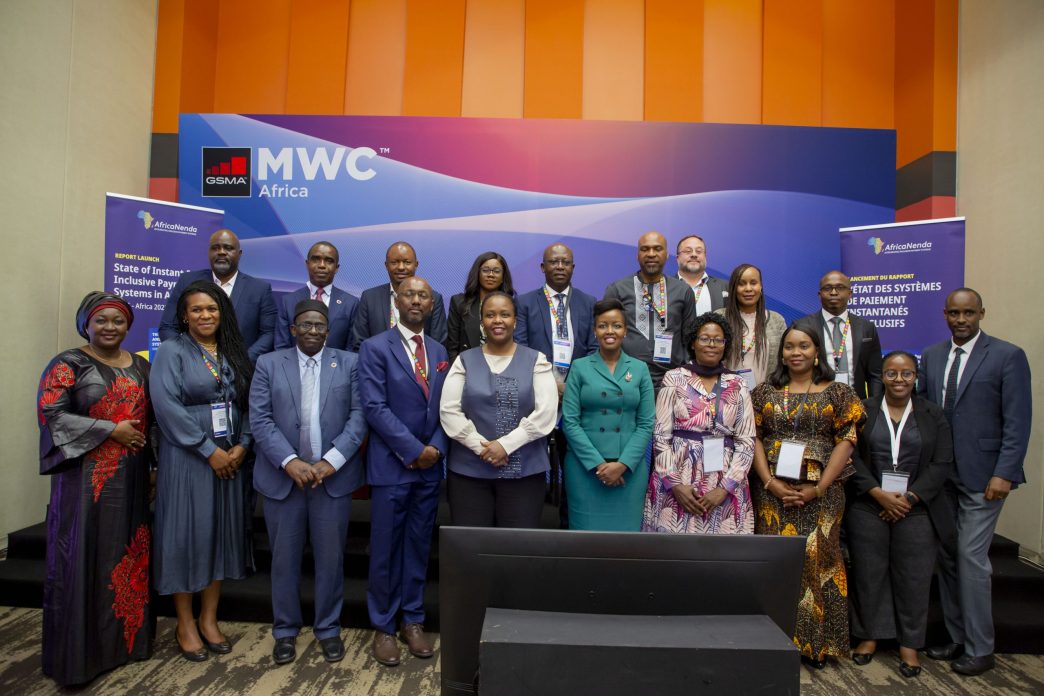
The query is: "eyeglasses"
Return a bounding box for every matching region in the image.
[294,322,329,334]
[820,284,850,293]
[884,369,916,381]
[695,336,726,347]
[479,266,503,276]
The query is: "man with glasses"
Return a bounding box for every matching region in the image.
[358,277,448,666]
[794,270,883,399]
[275,241,359,351]
[250,299,368,666]
[352,241,448,349]
[515,243,598,527]
[604,231,697,390]
[918,288,1033,676]
[676,235,728,313]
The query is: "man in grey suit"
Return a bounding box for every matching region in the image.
[918,288,1033,676]
[676,235,728,313]
[604,231,698,390]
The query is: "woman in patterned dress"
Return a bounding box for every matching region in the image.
[643,312,756,534]
[38,291,154,686]
[749,325,865,669]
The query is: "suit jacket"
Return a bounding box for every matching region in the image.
[513,286,597,365]
[917,331,1032,491]
[603,274,698,388]
[680,274,728,312]
[350,283,448,350]
[249,346,367,500]
[851,396,956,544]
[158,269,277,362]
[794,310,883,399]
[446,293,483,364]
[358,328,450,486]
[275,285,360,351]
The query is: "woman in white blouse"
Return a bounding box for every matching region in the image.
[439,291,558,527]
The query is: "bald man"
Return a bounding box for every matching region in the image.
[351,241,447,349]
[158,228,277,362]
[603,232,698,390]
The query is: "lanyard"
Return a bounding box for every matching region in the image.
[741,325,757,357]
[781,383,811,436]
[882,398,913,471]
[196,343,222,385]
[824,317,851,368]
[704,375,723,425]
[400,331,428,383]
[543,287,571,332]
[692,276,706,305]
[641,276,668,322]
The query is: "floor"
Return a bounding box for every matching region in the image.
[1,607,1042,695]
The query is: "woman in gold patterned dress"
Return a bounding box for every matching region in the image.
[750,325,865,669]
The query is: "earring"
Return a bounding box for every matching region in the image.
[814,357,819,366]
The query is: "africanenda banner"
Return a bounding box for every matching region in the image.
[177,114,896,323]
[104,193,224,357]
[840,217,966,354]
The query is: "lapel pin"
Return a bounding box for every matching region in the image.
[336,298,342,304]
[330,362,337,368]
[625,371,633,382]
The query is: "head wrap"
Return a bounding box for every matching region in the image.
[76,291,133,340]
[294,298,328,321]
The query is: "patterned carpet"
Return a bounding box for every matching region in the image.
[1,606,1042,695]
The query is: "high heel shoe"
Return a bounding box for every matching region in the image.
[176,630,209,662]
[801,655,827,670]
[197,621,232,654]
[852,652,874,666]
[899,661,922,678]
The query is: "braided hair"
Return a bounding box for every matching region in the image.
[723,263,767,367]
[176,280,253,409]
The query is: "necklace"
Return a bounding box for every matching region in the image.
[85,344,126,366]
[197,339,218,355]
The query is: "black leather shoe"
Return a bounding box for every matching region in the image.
[852,652,874,666]
[273,636,296,665]
[952,653,995,676]
[801,656,827,670]
[177,635,208,662]
[926,643,963,660]
[320,636,345,663]
[899,662,922,678]
[197,623,232,654]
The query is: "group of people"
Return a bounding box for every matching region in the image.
[37,228,1031,687]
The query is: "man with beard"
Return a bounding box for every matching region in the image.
[676,235,728,314]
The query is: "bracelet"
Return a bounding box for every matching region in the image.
[814,484,823,498]
[764,475,776,490]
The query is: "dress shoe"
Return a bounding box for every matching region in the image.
[319,636,345,663]
[272,636,296,665]
[197,622,232,654]
[176,634,209,662]
[926,642,964,660]
[801,655,827,670]
[400,623,434,658]
[899,662,922,678]
[852,652,874,666]
[952,653,995,676]
[372,631,401,666]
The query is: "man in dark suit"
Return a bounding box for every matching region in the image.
[159,228,277,362]
[249,299,368,666]
[676,235,727,313]
[358,277,448,667]
[604,231,698,390]
[514,243,597,527]
[351,241,447,349]
[918,288,1032,676]
[794,270,883,399]
[275,241,359,351]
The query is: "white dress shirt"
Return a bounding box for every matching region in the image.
[681,272,712,315]
[280,347,347,470]
[212,271,238,297]
[942,330,982,404]
[306,281,332,306]
[821,308,854,372]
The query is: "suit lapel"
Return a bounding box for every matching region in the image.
[229,274,244,311]
[849,315,863,363]
[954,334,988,406]
[280,350,301,414]
[540,292,554,348]
[317,347,335,411]
[388,329,426,397]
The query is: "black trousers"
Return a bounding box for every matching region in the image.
[447,471,546,529]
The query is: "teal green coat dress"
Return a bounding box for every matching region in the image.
[561,352,655,530]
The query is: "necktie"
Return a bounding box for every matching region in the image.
[299,357,318,461]
[943,347,963,418]
[554,293,568,340]
[412,335,429,399]
[315,287,324,303]
[831,317,848,372]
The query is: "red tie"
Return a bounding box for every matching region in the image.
[412,335,429,399]
[315,287,324,302]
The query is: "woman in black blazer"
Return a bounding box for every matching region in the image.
[446,252,515,363]
[846,350,955,678]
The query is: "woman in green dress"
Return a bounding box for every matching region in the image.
[561,298,655,530]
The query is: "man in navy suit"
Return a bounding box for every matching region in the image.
[514,243,597,527]
[275,241,360,351]
[159,228,277,362]
[249,299,368,666]
[918,288,1032,676]
[351,241,447,349]
[358,277,448,666]
[675,235,728,313]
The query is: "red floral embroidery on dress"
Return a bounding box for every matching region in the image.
[109,525,150,654]
[37,361,76,424]
[87,376,148,502]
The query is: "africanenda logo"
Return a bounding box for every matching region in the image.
[137,210,155,230]
[867,236,932,255]
[135,210,199,237]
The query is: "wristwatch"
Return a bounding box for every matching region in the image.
[904,491,918,504]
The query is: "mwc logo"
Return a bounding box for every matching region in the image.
[202,147,251,197]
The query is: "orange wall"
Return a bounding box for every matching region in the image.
[151,0,957,204]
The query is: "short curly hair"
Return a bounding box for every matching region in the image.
[683,312,733,363]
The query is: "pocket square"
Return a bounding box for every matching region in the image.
[436,361,449,372]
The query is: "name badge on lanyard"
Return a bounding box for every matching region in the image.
[211,402,229,438]
[553,338,573,369]
[881,398,913,494]
[737,368,756,391]
[703,437,725,474]
[834,371,851,386]
[776,440,806,480]
[653,331,673,363]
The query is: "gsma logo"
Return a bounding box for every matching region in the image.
[202,147,251,197]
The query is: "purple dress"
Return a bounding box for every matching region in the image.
[37,349,154,686]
